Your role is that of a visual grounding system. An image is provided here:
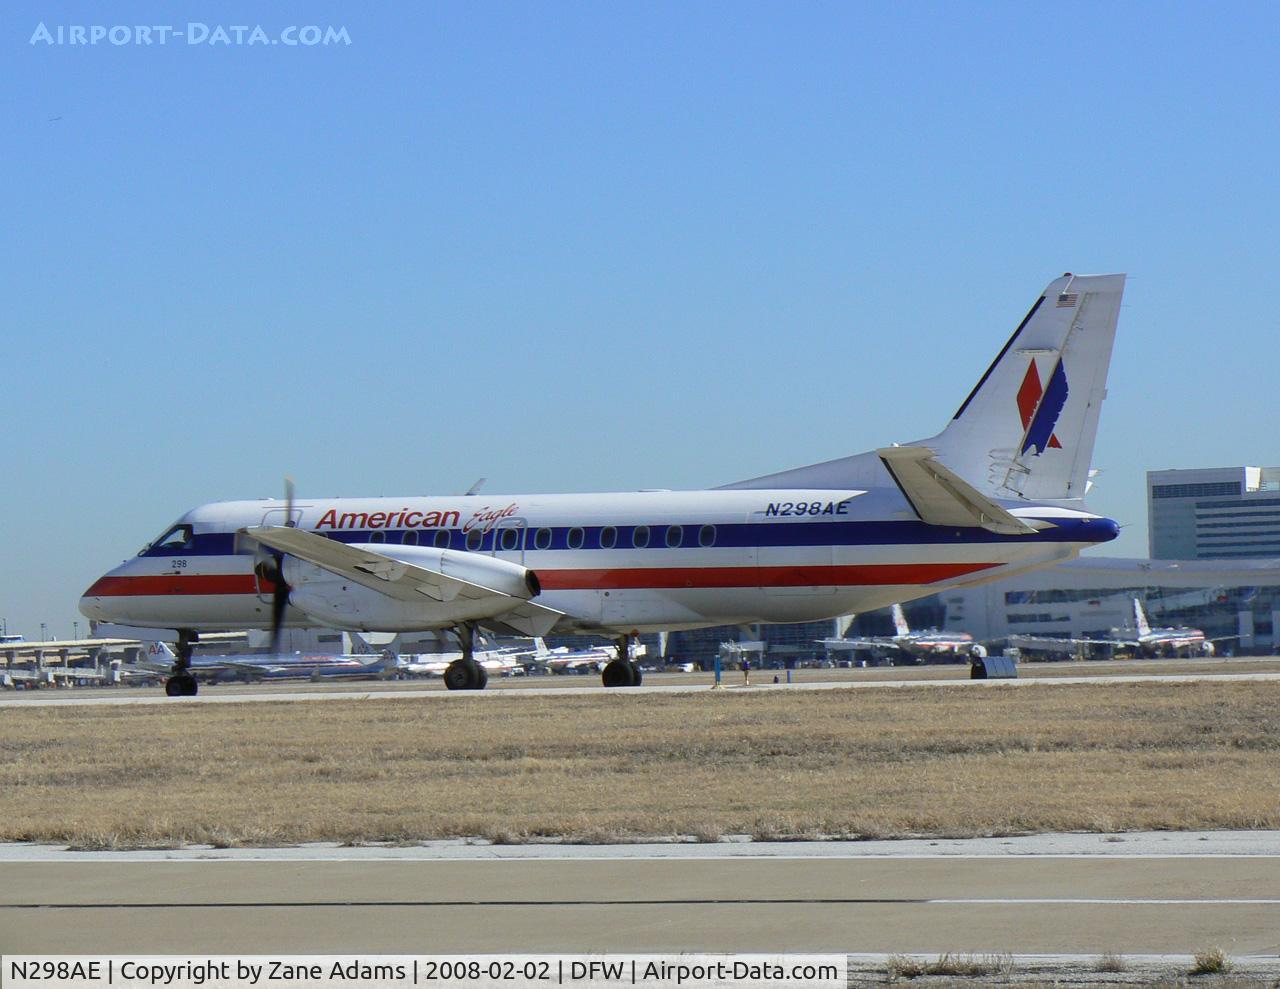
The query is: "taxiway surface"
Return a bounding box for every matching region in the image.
[3,835,1278,956]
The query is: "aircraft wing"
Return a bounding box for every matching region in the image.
[240,526,564,636]
[878,447,1039,535]
[1008,634,1129,649]
[816,636,898,650]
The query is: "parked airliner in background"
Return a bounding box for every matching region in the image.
[81,273,1126,696]
[396,637,551,679]
[817,603,989,663]
[1016,597,1230,658]
[133,642,392,683]
[1119,598,1223,656]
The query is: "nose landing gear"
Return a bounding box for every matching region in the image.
[164,629,199,697]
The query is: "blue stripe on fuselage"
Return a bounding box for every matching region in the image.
[148,517,1118,558]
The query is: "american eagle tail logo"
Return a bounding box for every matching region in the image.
[1017,356,1068,455]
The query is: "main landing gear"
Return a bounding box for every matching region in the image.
[601,635,643,688]
[164,629,199,697]
[443,622,488,691]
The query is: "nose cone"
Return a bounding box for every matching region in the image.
[79,570,121,622]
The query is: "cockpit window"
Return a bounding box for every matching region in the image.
[141,524,194,556]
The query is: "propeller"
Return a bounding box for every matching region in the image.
[252,478,295,655]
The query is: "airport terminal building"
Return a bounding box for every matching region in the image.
[935,555,1280,652]
[1148,465,1280,559]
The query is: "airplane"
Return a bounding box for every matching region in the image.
[1107,597,1222,657]
[817,602,990,664]
[539,641,638,674]
[130,642,392,683]
[1122,597,1222,656]
[396,636,546,677]
[1009,596,1237,659]
[80,272,1126,697]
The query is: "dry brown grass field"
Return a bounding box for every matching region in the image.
[2,680,1278,847]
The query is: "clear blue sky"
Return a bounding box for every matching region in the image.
[3,1,1276,639]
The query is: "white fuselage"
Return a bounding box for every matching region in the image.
[81,488,1118,635]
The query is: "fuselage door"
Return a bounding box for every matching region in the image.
[260,505,303,529]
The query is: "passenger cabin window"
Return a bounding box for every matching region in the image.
[699,524,716,548]
[534,528,552,550]
[633,525,650,548]
[403,530,419,545]
[369,531,386,543]
[143,524,194,556]
[599,526,617,549]
[465,529,484,551]
[434,529,452,549]
[499,528,521,551]
[665,525,683,548]
[567,527,585,550]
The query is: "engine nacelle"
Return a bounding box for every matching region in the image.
[282,546,541,632]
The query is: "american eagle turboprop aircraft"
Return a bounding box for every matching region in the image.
[81,273,1126,696]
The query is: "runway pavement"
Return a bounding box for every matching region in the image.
[4,669,1280,708]
[2,835,1278,957]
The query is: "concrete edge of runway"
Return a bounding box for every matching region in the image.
[4,829,1280,862]
[4,670,1280,708]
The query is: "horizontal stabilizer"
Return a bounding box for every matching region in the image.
[878,446,1037,535]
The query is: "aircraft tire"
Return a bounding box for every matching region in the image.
[445,659,488,691]
[165,673,198,697]
[444,660,473,691]
[601,659,637,687]
[629,661,643,686]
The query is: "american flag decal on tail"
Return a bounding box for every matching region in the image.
[1056,292,1078,307]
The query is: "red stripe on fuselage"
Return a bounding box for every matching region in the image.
[536,563,998,590]
[83,574,261,597]
[83,562,998,598]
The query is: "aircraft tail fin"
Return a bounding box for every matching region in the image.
[891,603,911,637]
[1134,598,1151,637]
[719,273,1125,502]
[919,273,1126,501]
